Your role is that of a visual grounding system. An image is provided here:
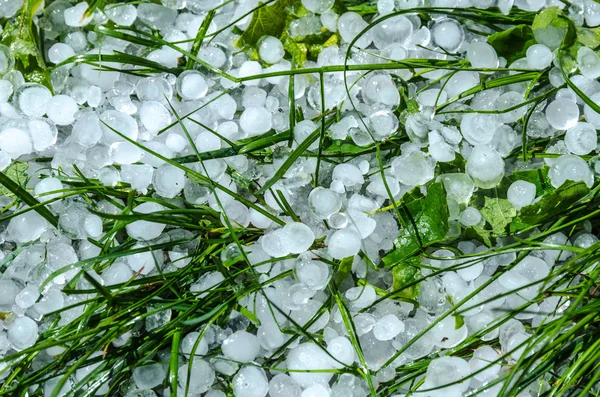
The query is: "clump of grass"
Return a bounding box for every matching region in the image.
[0,1,599,396]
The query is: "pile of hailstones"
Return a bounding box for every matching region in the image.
[0,0,600,395]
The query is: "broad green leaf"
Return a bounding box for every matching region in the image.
[281,31,307,65]
[511,181,590,231]
[1,8,52,91]
[479,197,516,236]
[336,256,354,285]
[532,6,577,51]
[324,140,373,155]
[391,259,421,299]
[487,24,536,64]
[577,26,600,50]
[383,182,449,265]
[236,0,296,48]
[0,161,29,197]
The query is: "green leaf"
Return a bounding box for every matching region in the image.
[281,31,307,65]
[1,11,52,91]
[446,295,465,329]
[0,161,29,197]
[532,6,577,51]
[576,26,600,50]
[391,259,421,299]
[324,140,373,155]
[487,24,536,64]
[511,181,590,231]
[383,182,449,265]
[479,197,516,236]
[336,256,354,285]
[236,0,296,49]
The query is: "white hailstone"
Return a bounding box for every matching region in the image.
[64,2,92,27]
[221,331,260,363]
[584,92,600,128]
[459,207,482,227]
[424,356,471,395]
[7,316,38,350]
[417,89,447,107]
[286,343,335,388]
[431,18,464,52]
[574,233,598,249]
[239,61,262,86]
[503,332,531,361]
[391,151,435,186]
[257,321,285,350]
[526,44,553,69]
[261,229,292,257]
[460,113,499,145]
[121,164,154,193]
[0,280,18,311]
[7,211,49,243]
[178,360,215,394]
[302,0,334,13]
[445,71,480,98]
[14,83,52,118]
[332,163,364,187]
[140,101,172,133]
[48,43,75,64]
[545,98,579,130]
[0,80,13,102]
[577,46,600,79]
[126,202,167,240]
[83,214,103,238]
[308,187,342,219]
[326,336,354,368]
[495,91,528,123]
[373,314,404,341]
[153,164,185,198]
[258,36,285,64]
[233,366,269,397]
[548,154,594,188]
[565,122,598,155]
[240,107,272,136]
[87,86,103,108]
[467,41,499,69]
[514,255,549,282]
[15,286,40,309]
[127,243,163,275]
[337,12,372,48]
[507,180,536,210]
[269,374,302,397]
[466,145,505,189]
[371,15,413,50]
[293,119,319,150]
[0,127,32,158]
[248,205,273,229]
[177,70,208,100]
[432,314,468,349]
[345,285,376,310]
[367,174,401,197]
[136,77,173,104]
[166,133,188,152]
[320,11,338,32]
[109,141,144,165]
[99,110,139,143]
[133,362,166,389]
[195,131,221,153]
[105,4,137,26]
[328,228,362,259]
[296,260,330,291]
